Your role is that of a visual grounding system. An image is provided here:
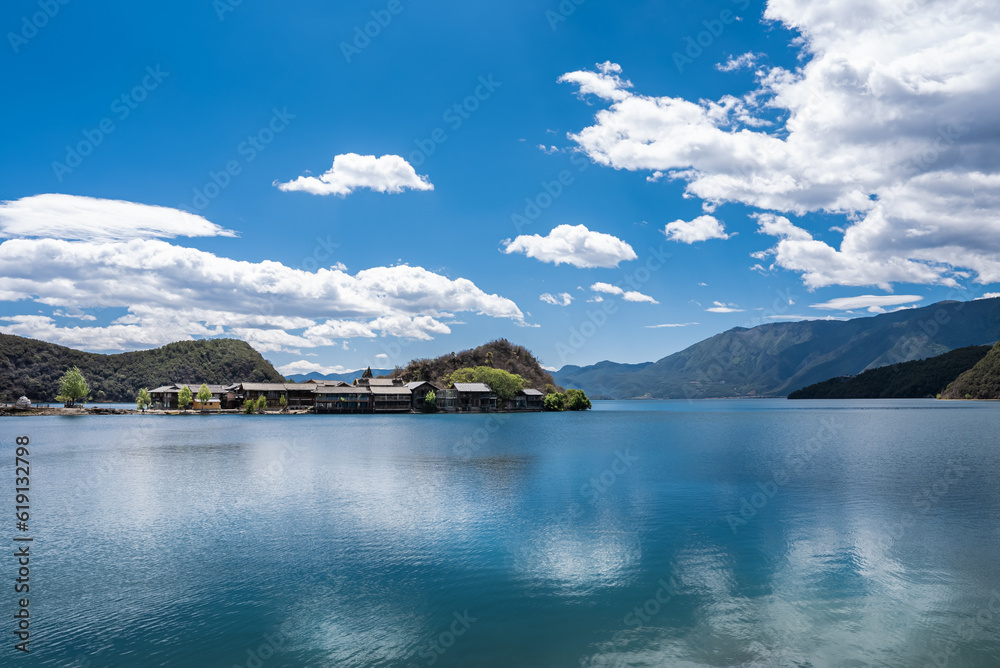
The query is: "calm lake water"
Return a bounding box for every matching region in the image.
[3,399,1000,667]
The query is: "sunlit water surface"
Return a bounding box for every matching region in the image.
[3,399,1000,667]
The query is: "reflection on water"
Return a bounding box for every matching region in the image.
[4,400,1000,667]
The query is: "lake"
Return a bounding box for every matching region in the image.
[3,399,999,667]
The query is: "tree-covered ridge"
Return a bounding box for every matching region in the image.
[941,342,1000,399]
[788,345,992,399]
[0,334,284,402]
[401,339,560,391]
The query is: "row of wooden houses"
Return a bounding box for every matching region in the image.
[149,377,545,413]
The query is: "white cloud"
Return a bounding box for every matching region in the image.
[975,292,1000,300]
[503,224,637,268]
[706,301,745,313]
[0,204,526,352]
[557,61,632,102]
[717,52,762,72]
[275,153,434,197]
[645,322,699,328]
[623,291,658,304]
[0,194,236,241]
[276,360,352,376]
[663,215,733,243]
[809,294,924,313]
[561,2,1000,290]
[588,282,657,303]
[540,292,573,306]
[375,353,389,360]
[590,282,623,295]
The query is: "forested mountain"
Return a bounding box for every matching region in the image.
[554,297,1000,399]
[401,339,559,391]
[0,334,283,402]
[788,345,992,399]
[941,342,1000,399]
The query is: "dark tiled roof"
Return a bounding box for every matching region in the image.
[453,383,492,393]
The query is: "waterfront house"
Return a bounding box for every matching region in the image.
[453,383,497,412]
[507,388,544,411]
[370,384,413,412]
[313,385,372,413]
[405,381,441,411]
[151,383,231,409]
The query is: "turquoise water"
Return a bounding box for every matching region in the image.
[2,399,1000,667]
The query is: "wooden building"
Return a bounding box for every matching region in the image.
[508,388,544,411]
[370,385,412,413]
[453,383,497,412]
[405,381,442,411]
[313,385,372,413]
[150,383,232,409]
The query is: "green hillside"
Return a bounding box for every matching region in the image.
[0,334,284,403]
[941,342,1000,399]
[401,339,559,391]
[554,297,1000,399]
[788,345,992,399]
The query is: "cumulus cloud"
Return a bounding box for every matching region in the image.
[664,215,733,243]
[0,194,236,241]
[561,1,1000,289]
[275,153,434,197]
[809,294,923,313]
[503,224,637,268]
[706,301,745,313]
[0,200,526,352]
[540,292,573,306]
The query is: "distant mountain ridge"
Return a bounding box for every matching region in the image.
[284,369,393,383]
[788,345,993,399]
[0,334,284,403]
[554,297,1000,399]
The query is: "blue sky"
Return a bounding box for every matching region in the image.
[1,0,998,376]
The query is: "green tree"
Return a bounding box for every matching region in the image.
[544,392,565,411]
[255,395,268,413]
[422,389,437,413]
[178,385,193,410]
[565,389,592,411]
[56,366,90,407]
[196,383,213,406]
[445,366,527,402]
[242,398,255,414]
[136,387,152,412]
[279,394,288,410]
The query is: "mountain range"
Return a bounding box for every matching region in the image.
[554,297,1000,399]
[284,369,393,384]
